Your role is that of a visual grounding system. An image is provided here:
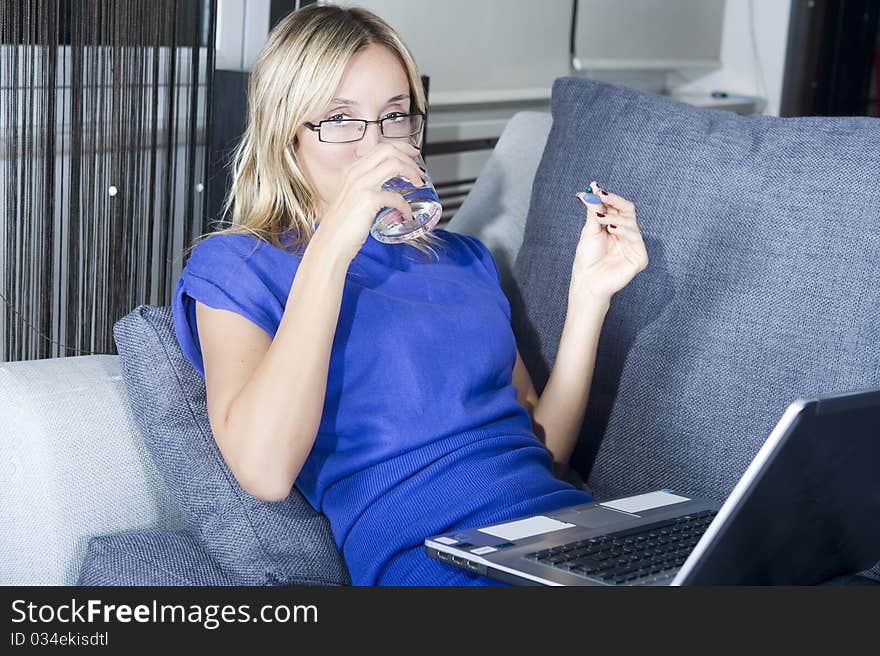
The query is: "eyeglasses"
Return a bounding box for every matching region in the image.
[303,111,425,144]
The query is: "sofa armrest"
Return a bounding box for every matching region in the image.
[0,354,185,585]
[444,110,552,297]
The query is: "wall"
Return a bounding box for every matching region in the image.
[216,0,272,70]
[209,0,795,221]
[216,0,794,114]
[666,0,793,116]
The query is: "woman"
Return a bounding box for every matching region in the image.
[171,4,648,586]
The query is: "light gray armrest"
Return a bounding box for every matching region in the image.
[0,355,184,584]
[444,110,552,297]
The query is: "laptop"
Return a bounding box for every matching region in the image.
[424,388,880,586]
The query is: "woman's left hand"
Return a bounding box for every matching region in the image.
[569,180,649,307]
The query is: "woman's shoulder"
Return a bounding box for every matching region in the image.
[428,228,484,261]
[434,229,500,281]
[187,231,268,263]
[186,230,304,273]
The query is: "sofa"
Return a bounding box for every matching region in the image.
[2,77,878,586]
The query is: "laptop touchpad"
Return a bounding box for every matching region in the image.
[572,506,632,528]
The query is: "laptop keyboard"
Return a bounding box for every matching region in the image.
[524,509,718,585]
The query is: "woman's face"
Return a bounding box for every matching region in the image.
[295,43,413,219]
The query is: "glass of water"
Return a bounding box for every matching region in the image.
[370,151,443,244]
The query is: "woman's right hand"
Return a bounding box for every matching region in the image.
[313,141,426,264]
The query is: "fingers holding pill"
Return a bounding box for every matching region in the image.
[576,187,610,230]
[570,180,650,302]
[580,184,603,205]
[575,181,646,253]
[588,181,639,230]
[591,180,635,217]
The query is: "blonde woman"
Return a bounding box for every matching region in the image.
[172,4,648,586]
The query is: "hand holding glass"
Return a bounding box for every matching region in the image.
[304,111,442,244]
[371,151,442,243]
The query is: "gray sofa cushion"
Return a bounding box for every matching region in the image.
[511,77,880,577]
[77,529,233,586]
[109,304,351,586]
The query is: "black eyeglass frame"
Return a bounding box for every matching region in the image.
[303,111,427,144]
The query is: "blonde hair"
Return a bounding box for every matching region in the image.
[185,3,447,262]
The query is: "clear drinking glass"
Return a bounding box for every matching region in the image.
[370,151,443,244]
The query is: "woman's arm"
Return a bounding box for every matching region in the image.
[513,180,647,477]
[513,296,609,474]
[199,233,352,502]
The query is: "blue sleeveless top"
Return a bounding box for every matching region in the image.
[171,226,593,585]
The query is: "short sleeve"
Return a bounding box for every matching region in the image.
[171,234,290,378]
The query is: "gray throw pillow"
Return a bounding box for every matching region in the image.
[510,77,880,579]
[78,529,234,586]
[112,304,351,586]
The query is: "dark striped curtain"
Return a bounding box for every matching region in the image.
[0,0,216,361]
